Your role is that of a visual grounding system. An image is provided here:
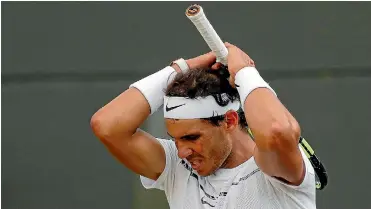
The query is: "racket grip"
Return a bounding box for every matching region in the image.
[186,4,229,66]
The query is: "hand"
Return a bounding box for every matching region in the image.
[224,42,255,87]
[185,51,222,70]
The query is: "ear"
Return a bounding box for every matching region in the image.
[224,110,239,132]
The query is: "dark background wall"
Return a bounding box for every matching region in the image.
[2,2,371,209]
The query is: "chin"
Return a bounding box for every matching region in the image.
[196,169,208,177]
[196,166,217,177]
[197,171,210,177]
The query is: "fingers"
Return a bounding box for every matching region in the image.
[224,42,239,55]
[222,41,255,77]
[224,41,252,62]
[202,51,217,59]
[199,51,217,63]
[211,62,223,70]
[224,42,234,48]
[187,51,217,70]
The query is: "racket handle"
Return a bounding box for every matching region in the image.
[186,4,228,66]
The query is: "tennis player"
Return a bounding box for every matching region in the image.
[91,42,316,209]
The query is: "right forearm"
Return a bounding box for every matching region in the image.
[91,62,186,140]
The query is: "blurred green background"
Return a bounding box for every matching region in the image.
[2,2,371,209]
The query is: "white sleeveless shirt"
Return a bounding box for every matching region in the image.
[140,138,316,209]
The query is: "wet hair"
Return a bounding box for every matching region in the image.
[165,68,248,131]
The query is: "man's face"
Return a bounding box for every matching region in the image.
[165,118,232,176]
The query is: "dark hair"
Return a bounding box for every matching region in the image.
[165,68,248,131]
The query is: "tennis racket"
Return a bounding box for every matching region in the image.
[185,4,328,190]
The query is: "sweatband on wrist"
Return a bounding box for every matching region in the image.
[170,58,190,73]
[234,67,277,111]
[130,66,177,114]
[164,93,240,119]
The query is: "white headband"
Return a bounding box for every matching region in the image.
[163,94,241,119]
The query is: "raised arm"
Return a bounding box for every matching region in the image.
[90,52,217,180]
[225,42,304,185]
[91,71,172,180]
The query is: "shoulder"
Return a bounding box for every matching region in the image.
[140,138,184,190]
[155,137,176,150]
[252,148,316,208]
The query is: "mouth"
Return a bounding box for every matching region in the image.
[189,159,203,171]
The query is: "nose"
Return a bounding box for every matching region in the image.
[176,140,192,159]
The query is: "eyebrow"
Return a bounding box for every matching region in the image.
[167,132,200,140]
[167,132,174,139]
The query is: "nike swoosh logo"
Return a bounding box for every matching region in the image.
[165,103,186,112]
[235,83,240,87]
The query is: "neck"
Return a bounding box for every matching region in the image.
[222,129,255,169]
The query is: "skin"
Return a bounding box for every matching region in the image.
[91,43,304,186]
[90,52,218,180]
[165,111,255,176]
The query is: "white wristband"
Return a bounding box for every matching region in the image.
[130,66,177,114]
[170,58,190,73]
[234,67,277,111]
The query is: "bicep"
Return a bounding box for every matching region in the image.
[103,129,166,181]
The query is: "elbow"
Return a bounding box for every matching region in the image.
[267,119,301,149]
[90,112,111,141]
[90,111,133,144]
